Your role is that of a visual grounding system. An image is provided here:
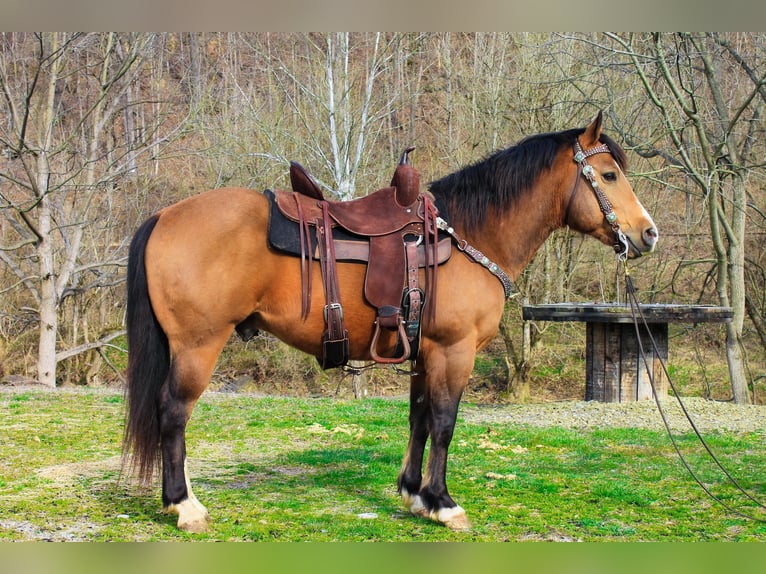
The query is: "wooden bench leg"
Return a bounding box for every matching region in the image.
[586,322,668,402]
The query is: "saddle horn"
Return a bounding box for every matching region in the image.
[392,147,419,207]
[399,146,416,166]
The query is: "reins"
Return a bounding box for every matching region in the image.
[621,259,766,523]
[576,138,765,522]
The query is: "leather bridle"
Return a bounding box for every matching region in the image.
[568,140,631,260]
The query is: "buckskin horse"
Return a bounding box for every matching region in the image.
[123,112,658,533]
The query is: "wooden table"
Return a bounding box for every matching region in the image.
[521,303,733,403]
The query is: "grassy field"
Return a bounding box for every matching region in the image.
[1,387,765,542]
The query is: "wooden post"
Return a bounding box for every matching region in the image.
[619,322,638,401]
[586,322,668,402]
[585,323,601,401]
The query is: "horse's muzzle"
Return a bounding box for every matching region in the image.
[627,225,659,257]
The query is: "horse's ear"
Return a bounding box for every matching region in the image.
[582,110,604,147]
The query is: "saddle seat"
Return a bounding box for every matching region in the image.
[275,186,426,237]
[281,148,424,236]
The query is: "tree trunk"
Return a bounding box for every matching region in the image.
[724,175,750,403]
[36,192,58,388]
[708,162,750,405]
[0,33,157,387]
[601,32,754,404]
[34,33,61,387]
[725,323,750,403]
[500,302,531,402]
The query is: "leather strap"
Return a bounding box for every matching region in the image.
[572,140,629,256]
[369,234,420,364]
[421,194,440,326]
[316,202,349,368]
[295,194,313,320]
[436,216,515,299]
[403,239,423,351]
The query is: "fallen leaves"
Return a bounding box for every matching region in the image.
[477,436,528,454]
[474,433,525,483]
[485,472,517,481]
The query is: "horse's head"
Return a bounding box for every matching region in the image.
[565,112,658,258]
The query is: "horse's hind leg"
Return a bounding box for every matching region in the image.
[159,340,227,533]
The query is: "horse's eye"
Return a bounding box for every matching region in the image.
[602,172,618,183]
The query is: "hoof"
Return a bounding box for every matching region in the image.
[401,490,471,531]
[164,497,210,533]
[178,516,210,533]
[401,489,428,518]
[432,505,471,531]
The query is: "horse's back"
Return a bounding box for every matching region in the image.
[154,187,267,235]
[148,187,270,276]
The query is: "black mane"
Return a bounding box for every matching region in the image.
[429,128,628,232]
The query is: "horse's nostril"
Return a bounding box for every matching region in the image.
[644,227,659,246]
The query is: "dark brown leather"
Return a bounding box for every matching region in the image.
[316,201,349,368]
[390,162,420,207]
[289,148,420,206]
[274,150,444,365]
[294,193,313,320]
[276,187,439,315]
[289,161,324,200]
[365,231,410,310]
[275,186,428,237]
[321,236,452,266]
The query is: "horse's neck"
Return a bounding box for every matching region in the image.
[463,179,565,281]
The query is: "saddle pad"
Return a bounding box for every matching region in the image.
[266,189,362,262]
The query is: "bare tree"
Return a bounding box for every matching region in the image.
[593,32,766,404]
[0,32,177,386]
[260,33,404,198]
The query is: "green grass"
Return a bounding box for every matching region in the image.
[1,388,764,541]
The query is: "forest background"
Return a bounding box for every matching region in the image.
[0,32,764,404]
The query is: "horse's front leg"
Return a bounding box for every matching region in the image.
[400,347,473,531]
[419,390,471,531]
[398,370,429,513]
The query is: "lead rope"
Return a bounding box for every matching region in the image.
[621,259,766,522]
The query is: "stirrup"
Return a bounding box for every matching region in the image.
[370,309,411,364]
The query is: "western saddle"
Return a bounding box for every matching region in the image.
[265,148,451,369]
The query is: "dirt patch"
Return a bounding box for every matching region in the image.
[36,456,123,484]
[0,518,103,542]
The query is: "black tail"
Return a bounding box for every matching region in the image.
[122,214,169,484]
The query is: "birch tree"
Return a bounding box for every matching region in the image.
[257,33,404,198]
